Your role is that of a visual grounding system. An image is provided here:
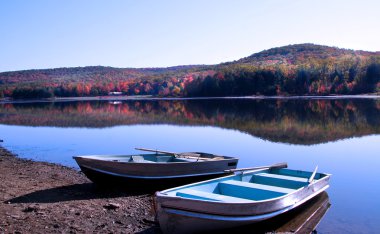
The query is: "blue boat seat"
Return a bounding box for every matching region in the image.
[251,173,308,189]
[256,173,308,182]
[176,189,252,203]
[218,180,296,200]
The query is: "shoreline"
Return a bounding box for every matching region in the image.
[0,146,334,233]
[0,146,159,233]
[1,93,379,104]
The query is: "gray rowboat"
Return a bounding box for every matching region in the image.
[73,148,239,190]
[154,163,331,233]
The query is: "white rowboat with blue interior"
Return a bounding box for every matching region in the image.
[154,163,331,233]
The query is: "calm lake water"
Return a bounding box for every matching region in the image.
[0,98,380,233]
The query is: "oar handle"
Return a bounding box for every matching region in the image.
[308,165,319,183]
[225,162,288,173]
[135,147,178,156]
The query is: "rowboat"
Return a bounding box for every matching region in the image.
[73,148,239,189]
[154,163,331,233]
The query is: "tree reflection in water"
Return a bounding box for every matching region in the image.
[0,98,379,145]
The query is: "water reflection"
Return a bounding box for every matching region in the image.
[1,98,379,145]
[229,191,330,233]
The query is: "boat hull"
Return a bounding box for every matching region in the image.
[79,165,232,191]
[156,191,330,234]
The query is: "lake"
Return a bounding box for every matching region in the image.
[0,97,380,233]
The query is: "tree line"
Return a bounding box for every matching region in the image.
[185,62,380,97]
[1,44,380,99]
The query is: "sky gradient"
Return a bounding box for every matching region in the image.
[1,0,379,72]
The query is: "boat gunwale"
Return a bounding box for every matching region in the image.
[73,153,239,165]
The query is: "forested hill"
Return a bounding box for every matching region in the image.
[237,44,378,65]
[1,44,379,99]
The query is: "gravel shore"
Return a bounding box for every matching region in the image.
[0,147,160,233]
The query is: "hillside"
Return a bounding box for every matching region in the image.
[0,65,208,84]
[237,44,379,66]
[0,44,379,99]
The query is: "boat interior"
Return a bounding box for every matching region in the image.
[163,168,328,202]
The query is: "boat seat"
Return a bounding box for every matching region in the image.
[256,173,308,183]
[176,189,252,203]
[131,155,155,163]
[218,180,296,200]
[251,173,308,189]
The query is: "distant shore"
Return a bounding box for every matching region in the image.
[0,146,158,233]
[1,93,379,104]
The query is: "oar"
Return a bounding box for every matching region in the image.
[135,147,217,161]
[224,162,288,173]
[308,165,318,184]
[135,147,178,156]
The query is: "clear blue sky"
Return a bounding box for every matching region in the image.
[1,0,379,72]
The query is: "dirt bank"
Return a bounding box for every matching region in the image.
[0,147,160,233]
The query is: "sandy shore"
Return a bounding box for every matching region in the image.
[0,147,160,233]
